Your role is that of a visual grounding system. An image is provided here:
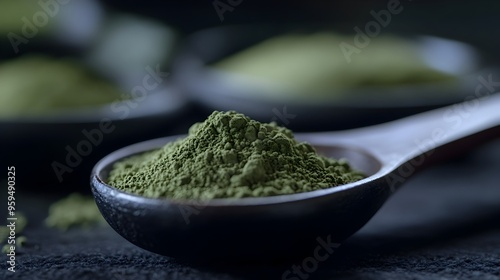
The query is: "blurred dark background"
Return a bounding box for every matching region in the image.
[0,0,499,197]
[1,1,500,279]
[101,0,500,60]
[0,0,498,196]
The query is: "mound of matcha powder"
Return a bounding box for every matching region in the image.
[108,111,364,200]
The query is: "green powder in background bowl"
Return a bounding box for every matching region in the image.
[0,55,125,118]
[108,111,364,200]
[214,32,455,98]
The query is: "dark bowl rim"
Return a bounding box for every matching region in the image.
[90,134,386,208]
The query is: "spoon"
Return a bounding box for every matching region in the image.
[91,93,500,262]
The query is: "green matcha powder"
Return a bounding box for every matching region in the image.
[108,111,364,200]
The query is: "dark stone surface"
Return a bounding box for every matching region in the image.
[1,140,500,280]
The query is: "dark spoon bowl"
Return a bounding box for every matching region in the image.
[92,139,383,262]
[91,94,500,262]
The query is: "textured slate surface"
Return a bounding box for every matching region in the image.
[1,140,500,280]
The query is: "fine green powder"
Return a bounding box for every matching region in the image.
[108,111,364,200]
[214,32,455,97]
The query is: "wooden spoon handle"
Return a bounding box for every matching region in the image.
[305,93,500,170]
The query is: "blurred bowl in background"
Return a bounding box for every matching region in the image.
[0,85,186,192]
[0,10,188,192]
[173,24,488,131]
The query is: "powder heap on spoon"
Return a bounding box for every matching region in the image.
[108,111,363,200]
